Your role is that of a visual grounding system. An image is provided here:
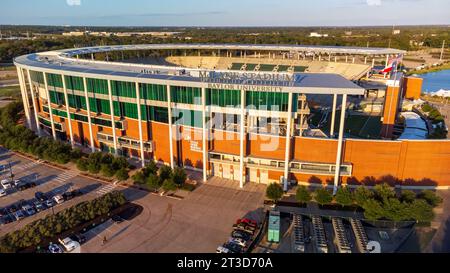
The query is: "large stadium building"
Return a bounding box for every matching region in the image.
[13,44,450,192]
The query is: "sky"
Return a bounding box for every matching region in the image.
[0,0,449,27]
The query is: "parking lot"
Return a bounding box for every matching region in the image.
[0,147,114,237]
[0,146,267,253]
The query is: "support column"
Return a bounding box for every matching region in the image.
[283,92,293,191]
[107,80,118,155]
[42,72,57,140]
[26,70,41,136]
[330,93,337,137]
[239,89,246,188]
[61,73,74,147]
[82,77,95,152]
[167,84,174,168]
[201,87,207,182]
[364,56,367,64]
[135,82,145,167]
[335,56,337,63]
[372,58,375,68]
[16,67,31,128]
[333,94,347,195]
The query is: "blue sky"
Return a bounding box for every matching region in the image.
[1,0,449,26]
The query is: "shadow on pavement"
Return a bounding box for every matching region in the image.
[119,187,150,202]
[78,183,102,195]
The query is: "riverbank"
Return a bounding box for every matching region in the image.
[407,62,450,75]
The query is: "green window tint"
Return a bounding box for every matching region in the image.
[64,75,84,91]
[30,70,44,85]
[67,94,87,110]
[145,106,168,123]
[140,83,167,101]
[245,91,289,112]
[46,73,63,88]
[170,86,201,105]
[111,81,136,98]
[113,101,139,119]
[87,78,108,95]
[172,109,202,128]
[206,88,240,107]
[70,113,88,123]
[292,94,298,112]
[49,91,65,105]
[88,97,111,114]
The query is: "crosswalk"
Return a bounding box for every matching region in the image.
[52,170,79,185]
[95,183,117,196]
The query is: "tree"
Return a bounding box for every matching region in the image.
[383,198,409,221]
[266,183,284,202]
[408,199,434,222]
[362,198,386,220]
[171,167,187,186]
[314,188,333,205]
[400,190,416,203]
[76,158,88,172]
[374,183,395,201]
[162,179,177,192]
[146,174,161,190]
[132,171,146,184]
[335,187,354,207]
[143,161,158,176]
[159,165,172,181]
[418,190,443,207]
[115,168,129,181]
[354,186,373,207]
[100,163,115,177]
[295,186,311,204]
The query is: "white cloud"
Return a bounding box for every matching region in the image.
[367,0,382,6]
[66,0,81,6]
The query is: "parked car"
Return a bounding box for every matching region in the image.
[62,190,82,201]
[22,205,36,216]
[223,242,242,253]
[6,204,19,214]
[17,181,36,191]
[12,180,21,187]
[45,199,55,208]
[1,179,11,189]
[0,214,15,225]
[13,210,25,221]
[53,195,64,204]
[228,237,246,248]
[237,218,257,228]
[69,233,86,245]
[216,246,231,253]
[33,201,45,212]
[48,243,64,253]
[58,237,79,252]
[35,191,48,202]
[231,230,251,241]
[0,188,6,197]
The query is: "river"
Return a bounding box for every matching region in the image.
[418,69,450,94]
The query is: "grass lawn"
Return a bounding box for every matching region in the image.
[0,85,21,98]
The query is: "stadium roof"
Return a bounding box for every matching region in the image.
[13,44,374,95]
[58,44,406,57]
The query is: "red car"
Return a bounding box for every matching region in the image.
[236,218,257,227]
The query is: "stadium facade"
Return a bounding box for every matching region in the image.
[13,44,450,191]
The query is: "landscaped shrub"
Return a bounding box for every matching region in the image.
[266,183,284,203]
[115,168,129,181]
[295,186,312,204]
[314,188,333,205]
[162,179,177,192]
[172,167,187,186]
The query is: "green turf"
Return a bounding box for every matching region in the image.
[309,110,381,139]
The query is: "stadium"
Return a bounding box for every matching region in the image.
[13,44,450,192]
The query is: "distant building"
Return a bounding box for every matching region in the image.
[309,32,328,38]
[393,29,401,35]
[344,31,353,36]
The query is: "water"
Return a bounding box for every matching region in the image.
[418,69,450,93]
